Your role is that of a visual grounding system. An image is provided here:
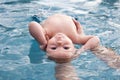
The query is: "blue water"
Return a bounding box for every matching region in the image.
[0,0,120,80]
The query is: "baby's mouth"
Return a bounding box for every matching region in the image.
[55,33,65,36]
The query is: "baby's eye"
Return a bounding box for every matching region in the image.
[63,47,70,50]
[51,47,57,50]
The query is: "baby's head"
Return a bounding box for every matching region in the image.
[46,33,76,63]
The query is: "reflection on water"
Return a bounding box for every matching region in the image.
[55,62,80,80]
[28,40,45,64]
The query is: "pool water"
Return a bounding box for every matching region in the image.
[0,0,120,80]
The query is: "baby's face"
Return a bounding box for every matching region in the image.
[46,33,76,62]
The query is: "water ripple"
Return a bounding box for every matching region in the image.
[0,0,120,80]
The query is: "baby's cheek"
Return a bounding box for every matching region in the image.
[63,53,74,58]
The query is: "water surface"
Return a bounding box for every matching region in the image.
[0,0,120,80]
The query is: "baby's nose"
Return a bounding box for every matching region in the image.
[57,36,63,39]
[57,41,63,46]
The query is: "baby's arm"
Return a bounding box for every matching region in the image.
[72,19,100,57]
[72,18,100,51]
[73,35,100,58]
[29,21,47,50]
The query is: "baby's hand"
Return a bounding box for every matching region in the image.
[72,47,85,58]
[40,44,47,51]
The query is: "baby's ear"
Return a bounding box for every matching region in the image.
[45,34,49,41]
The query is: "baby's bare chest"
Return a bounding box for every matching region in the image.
[45,25,77,38]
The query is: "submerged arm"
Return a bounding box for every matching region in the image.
[92,46,120,69]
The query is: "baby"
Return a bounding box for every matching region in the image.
[29,14,120,80]
[29,14,100,63]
